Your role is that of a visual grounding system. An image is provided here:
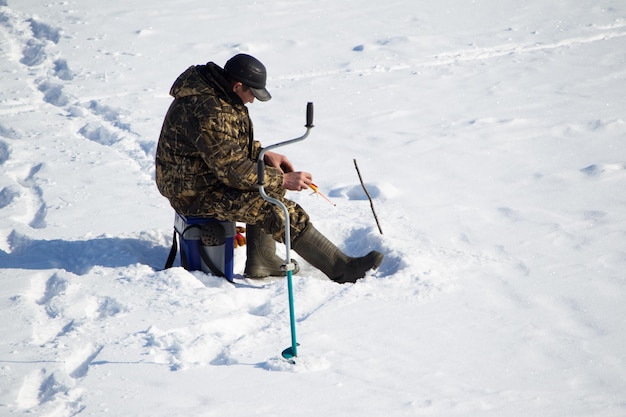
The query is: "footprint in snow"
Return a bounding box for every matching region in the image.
[38,81,69,107]
[27,18,61,44]
[580,163,626,177]
[20,39,48,66]
[78,122,123,146]
[87,100,132,131]
[0,185,21,209]
[0,140,9,165]
[67,344,104,379]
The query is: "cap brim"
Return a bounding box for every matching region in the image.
[250,87,271,102]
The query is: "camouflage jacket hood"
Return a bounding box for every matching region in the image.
[169,62,233,102]
[155,63,283,215]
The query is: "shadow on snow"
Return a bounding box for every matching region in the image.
[1,230,170,275]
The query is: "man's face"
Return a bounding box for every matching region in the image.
[233,82,255,104]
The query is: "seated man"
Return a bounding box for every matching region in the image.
[155,53,383,283]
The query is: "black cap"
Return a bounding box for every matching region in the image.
[224,54,271,102]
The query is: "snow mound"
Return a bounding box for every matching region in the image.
[329,181,401,201]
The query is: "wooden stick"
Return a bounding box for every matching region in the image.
[353,159,383,235]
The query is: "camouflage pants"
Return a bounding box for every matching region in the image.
[170,185,310,243]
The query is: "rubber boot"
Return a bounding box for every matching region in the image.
[244,223,299,278]
[292,223,384,284]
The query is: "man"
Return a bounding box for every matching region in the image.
[155,53,383,283]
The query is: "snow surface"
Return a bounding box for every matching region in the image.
[1,0,626,416]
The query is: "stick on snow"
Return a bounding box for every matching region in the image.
[353,159,383,235]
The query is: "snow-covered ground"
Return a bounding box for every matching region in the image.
[1,1,625,416]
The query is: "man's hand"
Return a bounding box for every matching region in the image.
[282,171,313,191]
[263,150,311,191]
[264,151,294,173]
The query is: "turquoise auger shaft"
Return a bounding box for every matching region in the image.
[256,103,314,361]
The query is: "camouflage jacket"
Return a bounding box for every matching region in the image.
[155,63,283,213]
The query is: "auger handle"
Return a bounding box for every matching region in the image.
[257,102,314,186]
[306,102,314,128]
